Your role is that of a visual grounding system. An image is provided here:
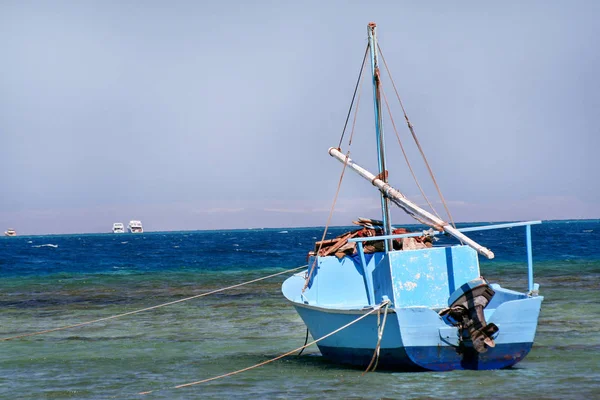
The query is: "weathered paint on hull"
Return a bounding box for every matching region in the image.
[318,345,417,370]
[318,342,533,371]
[282,241,543,372]
[290,299,541,372]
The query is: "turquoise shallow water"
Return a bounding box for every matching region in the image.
[1,221,599,399]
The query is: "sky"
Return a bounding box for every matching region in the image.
[1,0,599,234]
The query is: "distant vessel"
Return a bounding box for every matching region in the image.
[128,220,143,233]
[4,228,16,237]
[112,223,125,234]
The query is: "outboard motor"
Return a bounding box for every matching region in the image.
[440,277,499,353]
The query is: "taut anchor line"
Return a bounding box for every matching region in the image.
[139,300,391,395]
[0,265,307,342]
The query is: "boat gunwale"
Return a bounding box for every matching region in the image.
[284,296,397,315]
[346,220,542,243]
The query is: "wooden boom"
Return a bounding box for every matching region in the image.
[329,147,495,259]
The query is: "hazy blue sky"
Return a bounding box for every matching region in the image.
[1,0,598,234]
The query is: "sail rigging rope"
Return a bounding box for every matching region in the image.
[338,43,370,149]
[139,300,391,395]
[0,265,306,342]
[381,87,442,220]
[377,44,458,229]
[303,47,367,291]
[302,150,350,292]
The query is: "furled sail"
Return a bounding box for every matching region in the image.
[329,147,494,259]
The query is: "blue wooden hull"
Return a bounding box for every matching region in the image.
[288,297,541,371]
[282,245,543,371]
[317,342,533,371]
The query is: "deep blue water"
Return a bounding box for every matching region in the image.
[3,220,599,277]
[1,220,599,399]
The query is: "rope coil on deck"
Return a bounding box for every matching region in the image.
[139,299,391,395]
[0,265,307,342]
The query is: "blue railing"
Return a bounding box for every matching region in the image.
[347,220,542,299]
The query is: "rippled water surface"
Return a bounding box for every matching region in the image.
[1,221,599,399]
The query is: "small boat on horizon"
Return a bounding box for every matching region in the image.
[127,220,143,233]
[282,22,543,371]
[112,223,125,234]
[4,228,16,237]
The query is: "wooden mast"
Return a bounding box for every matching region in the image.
[367,22,393,251]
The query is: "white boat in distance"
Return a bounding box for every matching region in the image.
[4,228,16,237]
[128,220,143,233]
[112,223,125,234]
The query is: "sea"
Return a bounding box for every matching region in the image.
[1,220,599,399]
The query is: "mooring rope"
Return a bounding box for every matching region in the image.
[297,328,310,356]
[362,300,390,374]
[139,299,390,395]
[0,265,307,342]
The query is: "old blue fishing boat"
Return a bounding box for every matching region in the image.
[282,22,543,371]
